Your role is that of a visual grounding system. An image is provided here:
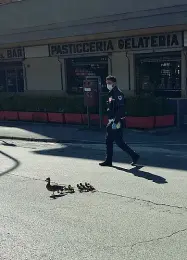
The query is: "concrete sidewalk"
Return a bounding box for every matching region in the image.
[0,121,182,144]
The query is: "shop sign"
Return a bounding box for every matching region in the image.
[0,47,24,60]
[49,32,182,56]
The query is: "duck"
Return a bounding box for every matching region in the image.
[45,177,65,196]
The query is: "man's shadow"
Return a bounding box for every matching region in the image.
[113,165,167,184]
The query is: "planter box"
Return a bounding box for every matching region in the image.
[155,115,175,127]
[64,113,82,124]
[82,114,103,125]
[19,112,33,121]
[33,112,48,122]
[90,114,100,125]
[103,115,108,126]
[0,111,4,120]
[4,111,18,121]
[126,116,154,129]
[48,113,64,123]
[82,114,88,124]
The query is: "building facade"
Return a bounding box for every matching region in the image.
[0,0,187,98]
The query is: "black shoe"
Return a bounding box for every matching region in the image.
[99,161,113,167]
[131,154,140,166]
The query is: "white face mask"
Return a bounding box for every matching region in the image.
[107,84,113,91]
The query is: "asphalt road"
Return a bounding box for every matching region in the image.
[1,139,187,260]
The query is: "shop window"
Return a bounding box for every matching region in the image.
[0,70,6,92]
[135,53,181,98]
[66,56,108,94]
[7,69,17,92]
[0,63,24,93]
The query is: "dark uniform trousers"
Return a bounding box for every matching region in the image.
[105,121,136,162]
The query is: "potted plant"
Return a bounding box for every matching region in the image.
[64,96,84,124]
[125,96,155,129]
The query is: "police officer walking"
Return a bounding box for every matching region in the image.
[99,75,140,167]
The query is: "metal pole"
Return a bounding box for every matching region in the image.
[87,106,90,129]
[99,89,102,129]
[126,52,131,91]
[177,99,180,128]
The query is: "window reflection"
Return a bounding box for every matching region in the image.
[136,53,181,97]
[66,56,108,94]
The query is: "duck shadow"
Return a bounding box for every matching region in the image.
[50,193,68,199]
[2,141,17,147]
[112,165,168,184]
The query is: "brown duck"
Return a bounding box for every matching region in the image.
[45,177,65,196]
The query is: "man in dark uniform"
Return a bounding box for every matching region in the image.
[99,75,140,167]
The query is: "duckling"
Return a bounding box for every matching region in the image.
[67,185,75,193]
[77,184,85,192]
[85,182,95,191]
[63,185,74,193]
[45,177,65,196]
[80,183,89,192]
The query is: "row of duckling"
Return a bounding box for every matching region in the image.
[45,177,95,197]
[77,183,95,192]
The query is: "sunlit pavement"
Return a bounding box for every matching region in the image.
[1,140,187,260]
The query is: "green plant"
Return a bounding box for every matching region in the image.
[0,94,174,116]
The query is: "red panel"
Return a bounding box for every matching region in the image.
[48,113,64,123]
[103,115,108,126]
[0,111,4,120]
[4,111,18,121]
[33,112,48,122]
[82,114,88,124]
[90,114,100,125]
[64,113,82,124]
[155,115,174,127]
[126,116,154,129]
[19,112,33,121]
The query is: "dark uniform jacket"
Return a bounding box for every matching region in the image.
[107,86,125,124]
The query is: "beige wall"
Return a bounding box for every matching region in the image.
[112,52,134,96]
[23,53,135,96]
[24,57,63,93]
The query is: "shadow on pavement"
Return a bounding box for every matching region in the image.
[0,121,178,144]
[32,144,187,182]
[0,150,20,177]
[2,140,17,147]
[33,145,187,168]
[49,193,67,200]
[112,165,168,184]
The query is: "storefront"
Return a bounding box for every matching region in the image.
[0,47,24,93]
[49,41,112,94]
[48,31,183,97]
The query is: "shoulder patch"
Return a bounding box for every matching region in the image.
[118,95,123,100]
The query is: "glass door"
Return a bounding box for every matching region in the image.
[17,68,24,92]
[66,56,108,94]
[6,69,17,92]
